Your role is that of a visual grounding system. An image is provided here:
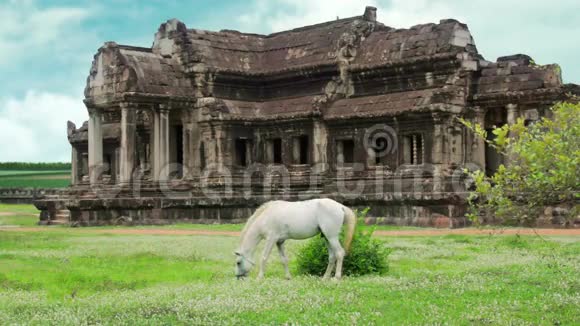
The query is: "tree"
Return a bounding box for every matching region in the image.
[460,102,579,226]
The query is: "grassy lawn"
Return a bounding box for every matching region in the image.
[0,170,70,188]
[0,204,39,214]
[136,223,424,233]
[0,204,40,227]
[0,219,578,324]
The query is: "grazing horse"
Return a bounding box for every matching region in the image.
[234,198,356,280]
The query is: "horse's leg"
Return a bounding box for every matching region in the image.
[328,238,345,279]
[322,240,336,280]
[276,241,291,280]
[258,238,276,279]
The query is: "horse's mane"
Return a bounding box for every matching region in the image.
[239,201,272,242]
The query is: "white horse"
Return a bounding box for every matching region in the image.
[234,198,356,280]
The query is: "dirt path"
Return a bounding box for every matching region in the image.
[1,227,579,237]
[0,212,37,217]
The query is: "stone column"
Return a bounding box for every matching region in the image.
[471,108,486,169]
[152,108,160,178]
[119,102,137,184]
[189,108,202,177]
[312,120,328,166]
[505,103,519,165]
[88,107,103,185]
[153,104,170,181]
[181,109,195,178]
[430,113,447,197]
[71,146,79,185]
[506,103,519,126]
[431,113,445,164]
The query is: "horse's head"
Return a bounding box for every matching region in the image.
[234,251,254,279]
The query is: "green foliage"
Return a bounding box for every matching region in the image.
[461,102,580,225]
[0,162,71,170]
[296,208,391,276]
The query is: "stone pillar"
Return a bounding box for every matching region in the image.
[505,103,519,165]
[181,109,197,178]
[152,108,160,178]
[471,108,486,169]
[114,147,120,184]
[88,107,103,185]
[506,103,519,126]
[119,102,137,184]
[431,113,445,164]
[189,108,202,177]
[430,113,447,196]
[153,104,170,181]
[71,146,79,185]
[312,120,328,166]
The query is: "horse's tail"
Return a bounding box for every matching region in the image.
[342,206,356,254]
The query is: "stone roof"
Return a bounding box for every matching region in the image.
[159,13,478,74]
[353,19,478,65]
[181,17,365,73]
[85,43,193,105]
[325,89,441,119]
[83,5,575,117]
[476,54,562,95]
[204,88,459,121]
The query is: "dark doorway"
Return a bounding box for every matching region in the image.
[271,138,282,164]
[485,129,501,177]
[343,139,354,163]
[294,135,309,164]
[105,154,113,175]
[175,125,183,177]
[337,139,355,164]
[235,138,248,167]
[373,137,388,165]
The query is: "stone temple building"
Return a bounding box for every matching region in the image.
[36,6,579,226]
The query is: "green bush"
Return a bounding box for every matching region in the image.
[0,162,71,171]
[296,208,391,277]
[459,102,580,225]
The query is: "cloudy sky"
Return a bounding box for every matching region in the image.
[0,0,578,162]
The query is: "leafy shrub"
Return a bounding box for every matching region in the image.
[296,208,391,276]
[0,162,71,171]
[460,102,580,226]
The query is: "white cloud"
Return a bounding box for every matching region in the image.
[0,0,92,66]
[0,91,87,162]
[235,0,453,33]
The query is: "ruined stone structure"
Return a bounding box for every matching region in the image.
[35,7,579,226]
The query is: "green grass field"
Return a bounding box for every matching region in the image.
[0,170,70,188]
[0,205,579,325]
[0,204,39,227]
